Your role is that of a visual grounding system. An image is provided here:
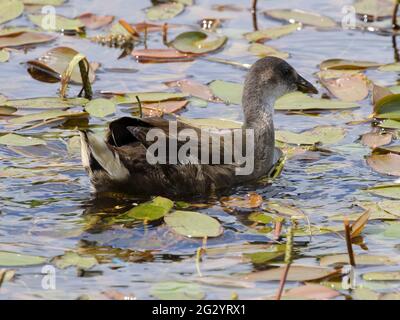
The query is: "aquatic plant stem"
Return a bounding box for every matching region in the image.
[144,25,148,50]
[136,95,143,118]
[163,23,168,45]
[275,223,294,300]
[79,60,93,100]
[251,0,258,31]
[344,218,356,267]
[393,1,400,30]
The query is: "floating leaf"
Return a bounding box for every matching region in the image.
[320,59,381,70]
[283,284,340,300]
[0,106,16,115]
[266,201,305,219]
[354,0,393,18]
[0,0,24,25]
[248,43,289,59]
[275,92,359,110]
[0,49,9,62]
[244,23,300,42]
[0,133,45,146]
[28,14,84,32]
[9,109,86,125]
[208,80,243,105]
[0,31,56,48]
[0,251,46,266]
[367,153,400,176]
[179,117,242,129]
[146,2,184,21]
[165,79,214,101]
[243,251,284,265]
[320,254,396,267]
[0,269,15,283]
[366,184,400,199]
[383,222,400,237]
[51,251,97,269]
[2,97,88,109]
[378,119,400,129]
[142,100,188,116]
[361,132,392,148]
[85,99,116,118]
[171,31,227,54]
[117,197,173,221]
[276,126,345,146]
[165,210,223,238]
[320,73,369,102]
[150,281,205,300]
[77,13,114,30]
[363,271,400,281]
[23,0,65,4]
[374,94,400,120]
[243,265,339,282]
[27,47,96,85]
[111,92,187,105]
[131,48,193,63]
[221,193,263,209]
[264,9,336,28]
[378,63,400,72]
[248,212,274,224]
[305,163,349,174]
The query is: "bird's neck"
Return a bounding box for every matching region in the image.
[242,86,276,176]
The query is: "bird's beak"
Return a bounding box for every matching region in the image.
[296,75,318,94]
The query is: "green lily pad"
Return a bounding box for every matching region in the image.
[243,251,284,265]
[383,222,400,238]
[208,80,243,105]
[378,63,400,72]
[363,271,400,281]
[9,109,87,125]
[0,251,46,266]
[248,212,273,224]
[85,99,116,118]
[366,184,400,200]
[244,23,300,42]
[275,92,359,110]
[179,117,242,129]
[276,126,345,146]
[0,133,46,146]
[117,197,174,221]
[320,59,381,70]
[165,211,223,238]
[374,94,400,120]
[0,0,24,25]
[2,97,88,109]
[28,14,84,32]
[264,9,336,28]
[150,281,205,300]
[146,2,184,21]
[378,119,400,129]
[111,92,187,105]
[248,43,289,59]
[23,0,65,4]
[354,0,394,18]
[51,251,97,270]
[320,254,396,267]
[0,49,9,62]
[171,31,227,54]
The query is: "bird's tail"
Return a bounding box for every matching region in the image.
[79,130,129,181]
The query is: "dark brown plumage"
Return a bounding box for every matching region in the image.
[80,57,317,196]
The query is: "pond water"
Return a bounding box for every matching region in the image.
[1,0,400,300]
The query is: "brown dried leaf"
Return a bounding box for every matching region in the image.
[131,49,193,63]
[320,73,369,102]
[361,132,392,148]
[283,284,340,300]
[142,100,188,116]
[77,13,114,29]
[0,32,57,48]
[221,193,263,209]
[350,210,370,238]
[165,79,214,101]
[367,153,400,176]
